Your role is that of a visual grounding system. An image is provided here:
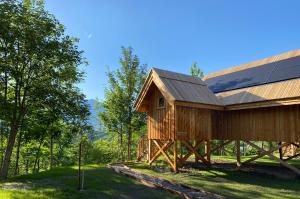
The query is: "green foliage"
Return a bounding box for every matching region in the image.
[190,62,204,78]
[99,47,147,161]
[0,0,91,178]
[88,139,120,163]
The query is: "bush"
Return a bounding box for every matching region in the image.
[88,139,120,163]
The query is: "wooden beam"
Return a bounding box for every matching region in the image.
[209,140,233,154]
[225,97,300,110]
[279,142,283,160]
[181,140,210,166]
[148,139,151,163]
[175,101,224,111]
[284,153,300,161]
[205,140,211,164]
[246,141,300,176]
[291,143,300,148]
[242,142,290,165]
[149,140,172,164]
[153,140,175,170]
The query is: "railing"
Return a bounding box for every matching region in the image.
[137,135,148,161]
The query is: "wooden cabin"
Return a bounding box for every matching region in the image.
[135,49,300,175]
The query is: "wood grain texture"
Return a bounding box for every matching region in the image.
[176,105,212,140]
[147,85,175,140]
[134,67,223,112]
[212,104,300,142]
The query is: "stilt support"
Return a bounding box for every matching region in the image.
[243,141,300,176]
[236,140,241,167]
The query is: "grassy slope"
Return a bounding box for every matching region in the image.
[130,157,300,199]
[0,164,181,199]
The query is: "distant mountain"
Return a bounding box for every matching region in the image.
[87,99,106,140]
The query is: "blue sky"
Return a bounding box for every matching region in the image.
[45,1,300,100]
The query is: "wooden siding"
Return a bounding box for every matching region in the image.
[148,85,175,140]
[212,104,300,142]
[176,105,212,140]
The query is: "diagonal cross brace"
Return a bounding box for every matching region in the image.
[246,141,300,176]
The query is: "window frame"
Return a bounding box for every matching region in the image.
[157,96,166,109]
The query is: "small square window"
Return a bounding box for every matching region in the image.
[158,97,165,108]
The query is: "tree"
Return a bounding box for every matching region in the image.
[0,0,87,178]
[190,62,204,79]
[99,47,147,160]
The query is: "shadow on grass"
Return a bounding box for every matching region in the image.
[131,162,300,199]
[2,165,181,199]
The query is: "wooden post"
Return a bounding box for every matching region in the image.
[180,141,183,159]
[194,140,198,163]
[279,142,283,160]
[206,140,211,164]
[148,139,151,164]
[236,140,241,167]
[173,140,178,172]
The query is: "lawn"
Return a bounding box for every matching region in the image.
[0,164,181,199]
[130,156,300,199]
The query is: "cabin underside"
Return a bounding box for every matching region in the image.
[137,85,300,175]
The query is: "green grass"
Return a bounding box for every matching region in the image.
[0,164,181,199]
[130,157,300,199]
[212,155,300,169]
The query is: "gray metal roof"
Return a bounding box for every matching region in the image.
[153,68,223,106]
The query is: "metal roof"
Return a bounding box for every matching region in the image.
[153,68,223,106]
[204,49,300,93]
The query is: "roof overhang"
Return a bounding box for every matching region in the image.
[134,69,175,112]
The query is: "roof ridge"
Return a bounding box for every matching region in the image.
[204,49,300,80]
[152,67,206,85]
[160,76,205,86]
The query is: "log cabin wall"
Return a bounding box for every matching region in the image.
[212,104,300,142]
[176,105,212,141]
[147,85,175,140]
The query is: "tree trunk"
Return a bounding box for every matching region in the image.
[33,137,44,173]
[0,132,4,170]
[37,159,40,173]
[78,140,82,190]
[118,131,123,162]
[50,134,53,169]
[14,131,23,175]
[0,124,19,179]
[127,129,132,160]
[25,159,29,174]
